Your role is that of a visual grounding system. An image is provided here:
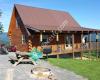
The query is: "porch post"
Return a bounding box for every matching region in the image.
[56,33,59,58]
[96,32,99,59]
[72,33,75,59]
[40,32,43,42]
[88,32,91,60]
[56,33,59,41]
[81,31,83,60]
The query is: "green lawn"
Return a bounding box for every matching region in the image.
[49,58,100,80]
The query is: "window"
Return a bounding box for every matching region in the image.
[22,35,26,44]
[65,35,72,47]
[16,20,18,28]
[42,35,48,43]
[16,16,20,28]
[66,35,72,44]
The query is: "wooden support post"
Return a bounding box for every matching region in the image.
[56,33,59,47]
[56,33,60,59]
[81,31,83,60]
[57,54,59,59]
[96,32,99,60]
[40,33,43,42]
[88,32,91,60]
[56,33,59,41]
[72,33,74,59]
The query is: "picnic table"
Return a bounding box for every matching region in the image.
[9,48,43,67]
[9,51,36,67]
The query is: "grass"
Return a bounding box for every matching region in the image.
[83,51,100,60]
[49,58,100,80]
[83,51,97,57]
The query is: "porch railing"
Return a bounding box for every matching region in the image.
[51,42,100,54]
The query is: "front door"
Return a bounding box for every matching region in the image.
[65,34,72,49]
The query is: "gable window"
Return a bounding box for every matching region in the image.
[16,20,19,28]
[22,35,26,44]
[16,16,20,28]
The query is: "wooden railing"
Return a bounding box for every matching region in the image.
[74,42,100,52]
[48,42,100,55]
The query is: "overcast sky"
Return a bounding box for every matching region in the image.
[0,0,100,32]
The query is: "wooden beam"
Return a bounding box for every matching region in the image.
[57,54,59,59]
[72,33,74,59]
[96,32,99,59]
[88,32,91,60]
[56,33,60,59]
[40,33,43,42]
[81,31,83,60]
[56,33,59,41]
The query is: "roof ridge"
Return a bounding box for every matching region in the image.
[14,4,68,14]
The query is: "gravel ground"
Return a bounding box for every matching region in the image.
[0,53,88,80]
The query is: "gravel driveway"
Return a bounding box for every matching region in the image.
[0,53,88,80]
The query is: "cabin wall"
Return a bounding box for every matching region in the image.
[58,34,65,50]
[31,34,40,47]
[11,28,28,51]
[48,34,57,52]
[74,33,81,43]
[8,8,28,51]
[74,33,81,49]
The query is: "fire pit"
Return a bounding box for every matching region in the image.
[30,67,57,80]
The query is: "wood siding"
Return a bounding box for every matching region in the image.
[8,7,28,51]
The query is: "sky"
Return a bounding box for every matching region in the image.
[0,0,100,32]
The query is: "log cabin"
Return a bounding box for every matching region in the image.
[8,4,100,58]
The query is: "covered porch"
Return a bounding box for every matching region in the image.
[27,26,100,59]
